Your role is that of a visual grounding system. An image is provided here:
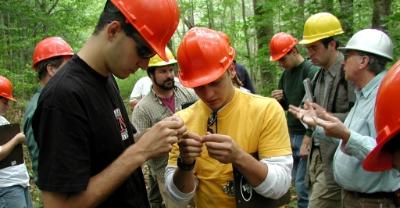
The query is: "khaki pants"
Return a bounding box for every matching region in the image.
[308,148,342,208]
[343,190,396,208]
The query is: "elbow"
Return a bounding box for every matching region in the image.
[255,156,293,199]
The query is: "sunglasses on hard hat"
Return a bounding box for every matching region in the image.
[122,22,156,59]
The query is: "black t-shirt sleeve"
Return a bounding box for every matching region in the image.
[33,90,91,193]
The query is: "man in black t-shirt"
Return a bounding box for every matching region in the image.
[32,1,183,207]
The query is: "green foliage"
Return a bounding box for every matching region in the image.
[0,0,105,122]
[115,70,147,105]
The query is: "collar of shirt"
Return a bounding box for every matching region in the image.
[325,52,344,78]
[356,71,386,99]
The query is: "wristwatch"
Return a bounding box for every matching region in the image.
[177,155,196,171]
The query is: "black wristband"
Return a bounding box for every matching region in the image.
[177,155,195,171]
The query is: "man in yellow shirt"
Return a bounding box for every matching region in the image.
[165,27,293,208]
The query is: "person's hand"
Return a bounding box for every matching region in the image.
[13,132,25,144]
[136,116,186,160]
[299,135,311,158]
[178,132,203,164]
[129,99,139,110]
[271,89,284,101]
[313,108,350,142]
[203,134,243,164]
[288,101,318,127]
[163,115,188,139]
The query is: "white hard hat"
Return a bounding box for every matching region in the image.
[339,29,393,61]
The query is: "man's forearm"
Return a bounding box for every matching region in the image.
[173,167,197,193]
[165,166,196,204]
[233,151,268,187]
[234,154,293,199]
[0,136,20,160]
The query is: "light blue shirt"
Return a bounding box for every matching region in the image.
[331,72,400,193]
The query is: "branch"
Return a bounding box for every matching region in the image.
[47,0,60,15]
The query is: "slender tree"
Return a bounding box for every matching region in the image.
[372,0,392,32]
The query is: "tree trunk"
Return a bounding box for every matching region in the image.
[206,0,214,28]
[321,0,334,13]
[241,0,251,60]
[181,0,195,30]
[338,0,354,38]
[252,0,274,94]
[372,0,392,32]
[298,0,305,22]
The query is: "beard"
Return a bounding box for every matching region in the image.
[155,78,175,90]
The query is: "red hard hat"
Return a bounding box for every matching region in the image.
[177,27,236,88]
[111,0,179,62]
[0,76,16,101]
[269,32,298,61]
[32,37,73,70]
[363,60,400,172]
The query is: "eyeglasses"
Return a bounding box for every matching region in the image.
[344,51,366,61]
[207,111,218,134]
[278,50,293,63]
[122,21,156,59]
[0,97,9,106]
[130,32,156,59]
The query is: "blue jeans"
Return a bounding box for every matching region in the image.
[290,133,309,208]
[0,185,33,208]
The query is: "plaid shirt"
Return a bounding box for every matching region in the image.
[131,85,197,178]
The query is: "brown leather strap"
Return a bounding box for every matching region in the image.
[345,190,394,199]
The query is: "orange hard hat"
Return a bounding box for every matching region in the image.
[363,60,400,172]
[111,0,179,62]
[269,32,298,61]
[32,37,73,70]
[177,27,236,88]
[0,76,16,101]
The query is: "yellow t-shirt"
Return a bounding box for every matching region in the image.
[168,89,291,208]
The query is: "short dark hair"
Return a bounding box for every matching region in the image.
[359,51,389,75]
[36,56,65,80]
[93,0,140,37]
[321,36,340,49]
[93,1,151,58]
[146,64,177,77]
[94,1,126,35]
[147,67,157,77]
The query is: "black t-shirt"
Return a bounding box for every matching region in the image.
[32,56,149,208]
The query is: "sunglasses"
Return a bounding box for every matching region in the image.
[130,32,156,59]
[0,97,9,105]
[207,111,218,134]
[122,21,156,59]
[278,50,293,62]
